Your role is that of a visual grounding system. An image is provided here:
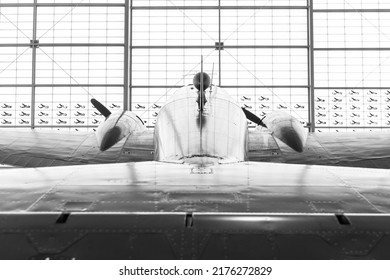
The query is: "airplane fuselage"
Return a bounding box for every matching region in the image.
[154,85,248,164]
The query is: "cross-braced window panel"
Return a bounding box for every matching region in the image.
[131,48,219,87]
[221,9,307,46]
[35,47,124,85]
[37,0,125,3]
[0,7,33,44]
[132,9,218,47]
[314,0,390,9]
[37,6,124,44]
[314,12,390,48]
[220,0,307,6]
[0,47,32,85]
[132,1,218,7]
[221,48,308,86]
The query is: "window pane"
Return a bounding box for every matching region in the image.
[0,7,33,44]
[37,6,124,44]
[36,47,124,85]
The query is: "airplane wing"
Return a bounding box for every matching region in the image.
[1,160,390,259]
[0,128,154,167]
[249,129,390,169]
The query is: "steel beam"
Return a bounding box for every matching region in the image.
[124,0,129,110]
[131,45,308,49]
[315,48,390,51]
[132,6,308,10]
[218,0,221,86]
[0,84,124,87]
[314,9,390,13]
[130,85,309,89]
[308,0,315,132]
[0,43,124,47]
[31,0,37,129]
[315,87,390,90]
[0,3,125,7]
[129,0,133,111]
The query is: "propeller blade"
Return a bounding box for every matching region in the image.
[91,98,111,118]
[242,107,266,127]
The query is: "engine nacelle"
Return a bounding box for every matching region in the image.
[96,111,145,151]
[262,111,307,152]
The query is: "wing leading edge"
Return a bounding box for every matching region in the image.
[2,128,390,169]
[0,128,154,167]
[249,130,390,169]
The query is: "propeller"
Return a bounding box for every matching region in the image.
[242,108,307,153]
[91,98,111,118]
[91,98,145,151]
[242,107,266,127]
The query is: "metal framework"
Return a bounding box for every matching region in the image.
[1,0,390,132]
[0,1,127,130]
[129,1,310,129]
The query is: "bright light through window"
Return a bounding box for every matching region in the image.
[0,1,390,132]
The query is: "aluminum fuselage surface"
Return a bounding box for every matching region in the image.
[154,86,248,164]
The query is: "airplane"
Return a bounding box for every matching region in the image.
[19,111,30,117]
[38,104,49,109]
[294,104,305,109]
[332,105,342,110]
[350,105,360,110]
[348,90,359,95]
[332,90,343,95]
[258,96,269,101]
[240,96,251,101]
[2,103,12,108]
[57,111,67,116]
[56,119,67,124]
[57,104,68,109]
[332,97,342,102]
[2,66,390,260]
[316,105,325,110]
[368,105,378,110]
